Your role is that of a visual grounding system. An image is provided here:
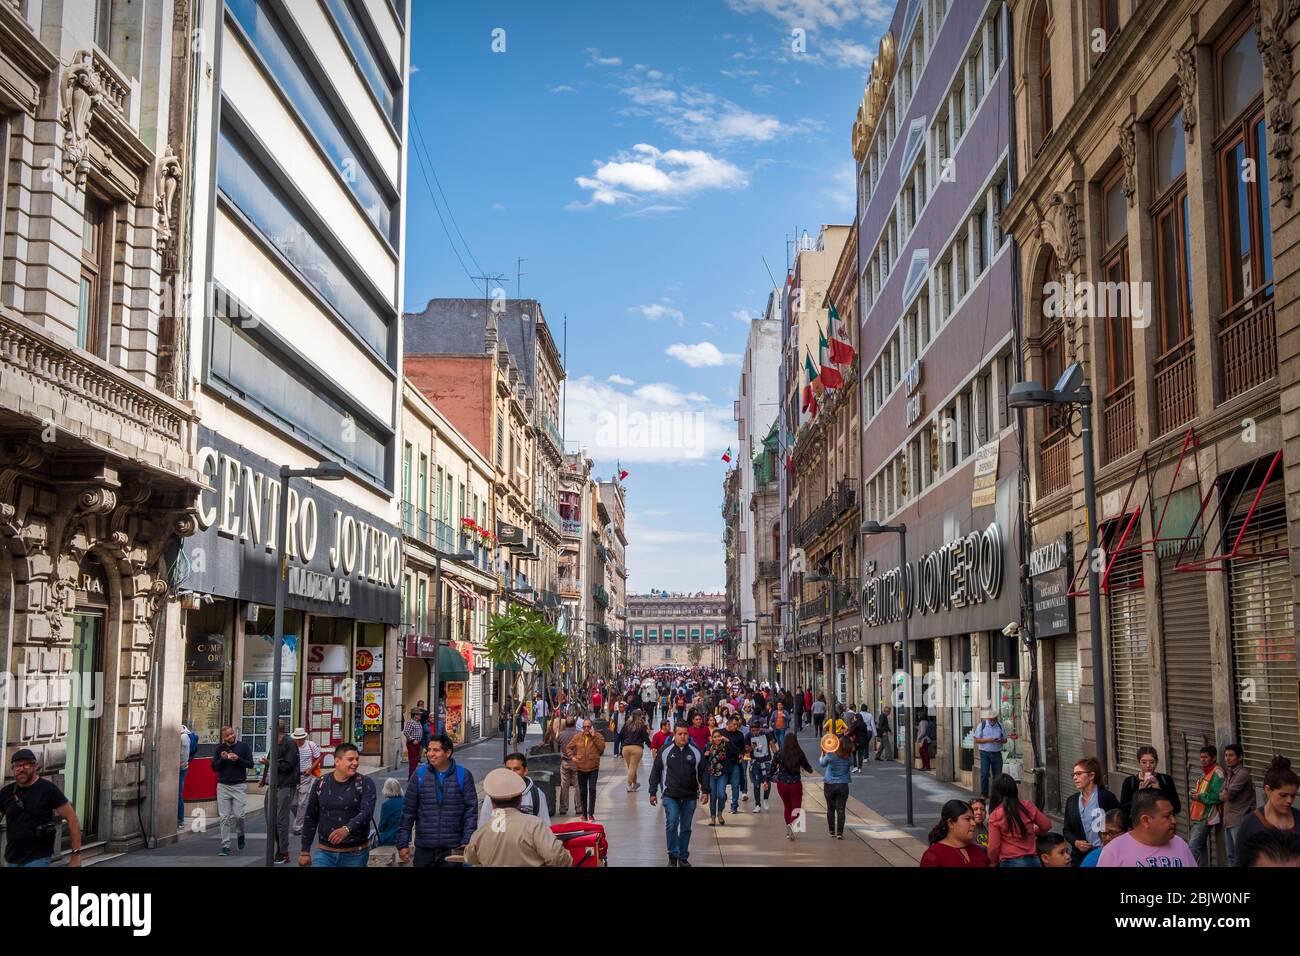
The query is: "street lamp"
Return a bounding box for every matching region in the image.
[266,460,344,867]
[861,518,913,828]
[1007,361,1108,774]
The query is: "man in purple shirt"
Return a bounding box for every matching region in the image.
[1099,790,1197,868]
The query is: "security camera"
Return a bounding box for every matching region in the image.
[1002,621,1020,638]
[892,641,902,651]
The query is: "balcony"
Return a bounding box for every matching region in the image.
[541,414,564,456]
[1038,430,1070,498]
[595,541,609,562]
[536,498,563,534]
[833,478,857,517]
[434,519,457,554]
[558,573,580,596]
[1219,292,1276,403]
[799,592,829,622]
[1103,381,1136,463]
[757,559,779,579]
[561,517,583,538]
[795,495,835,546]
[1154,339,1197,436]
[593,584,610,608]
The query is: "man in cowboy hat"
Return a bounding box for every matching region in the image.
[465,769,572,867]
[973,709,1007,798]
[290,727,323,837]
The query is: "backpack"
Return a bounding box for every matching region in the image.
[416,762,468,799]
[314,773,379,848]
[187,730,198,761]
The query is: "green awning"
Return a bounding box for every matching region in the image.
[437,645,469,681]
[494,659,522,673]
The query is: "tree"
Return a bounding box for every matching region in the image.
[687,642,704,668]
[486,604,568,752]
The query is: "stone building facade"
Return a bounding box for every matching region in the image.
[0,0,204,852]
[1004,0,1298,810]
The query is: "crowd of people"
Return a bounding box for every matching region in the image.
[4,667,1297,870]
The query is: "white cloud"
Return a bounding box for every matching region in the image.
[586,47,622,67]
[608,374,636,386]
[629,303,686,324]
[701,321,717,330]
[666,341,740,367]
[821,36,873,68]
[562,376,734,464]
[733,308,754,323]
[724,0,892,30]
[574,144,747,207]
[490,202,506,212]
[621,85,679,107]
[712,109,783,142]
[549,84,577,94]
[620,204,688,218]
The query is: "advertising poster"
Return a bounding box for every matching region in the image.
[444,681,466,744]
[363,679,383,732]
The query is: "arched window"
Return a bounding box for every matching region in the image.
[1039,5,1054,138]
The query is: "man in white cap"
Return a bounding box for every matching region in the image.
[465,768,572,867]
[973,709,1007,798]
[290,727,323,837]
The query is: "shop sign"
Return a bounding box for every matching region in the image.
[188,427,402,623]
[405,633,437,658]
[186,634,226,671]
[307,644,349,673]
[971,442,999,508]
[862,522,1005,627]
[905,393,924,427]
[363,683,383,732]
[355,648,384,673]
[1030,534,1074,638]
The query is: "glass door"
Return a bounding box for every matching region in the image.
[67,612,103,840]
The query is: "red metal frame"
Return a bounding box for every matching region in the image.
[1172,448,1285,569]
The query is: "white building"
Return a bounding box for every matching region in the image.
[180,0,411,771]
[734,298,780,675]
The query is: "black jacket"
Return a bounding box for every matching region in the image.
[269,735,297,788]
[301,772,377,852]
[649,741,709,799]
[1063,786,1120,865]
[1117,772,1181,829]
[210,740,254,785]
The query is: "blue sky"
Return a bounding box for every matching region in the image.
[405,0,890,591]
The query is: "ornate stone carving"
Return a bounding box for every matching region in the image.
[155,149,182,253]
[1173,41,1198,144]
[1256,0,1296,207]
[1040,189,1080,281]
[1119,117,1137,205]
[45,572,76,640]
[60,51,103,189]
[77,486,118,515]
[1,437,47,470]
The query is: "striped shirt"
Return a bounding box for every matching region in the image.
[297,739,322,774]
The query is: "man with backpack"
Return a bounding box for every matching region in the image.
[478,752,551,827]
[298,742,376,867]
[397,733,478,867]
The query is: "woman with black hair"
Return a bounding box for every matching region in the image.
[1063,756,1119,865]
[774,731,814,840]
[1235,756,1300,846]
[986,773,1052,866]
[920,799,988,867]
[1117,746,1181,830]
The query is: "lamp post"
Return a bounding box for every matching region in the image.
[266,460,345,867]
[861,519,912,828]
[1007,362,1108,774]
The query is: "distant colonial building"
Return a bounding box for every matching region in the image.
[630,592,726,670]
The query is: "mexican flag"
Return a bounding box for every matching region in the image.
[818,325,843,389]
[722,447,732,463]
[802,352,820,415]
[828,303,856,365]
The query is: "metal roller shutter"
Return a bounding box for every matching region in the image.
[1108,550,1150,776]
[1159,557,1214,828]
[469,673,482,742]
[1228,488,1298,781]
[1054,637,1081,812]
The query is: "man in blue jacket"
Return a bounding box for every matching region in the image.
[397,734,477,867]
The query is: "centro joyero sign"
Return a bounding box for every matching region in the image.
[862,522,1005,627]
[187,428,402,623]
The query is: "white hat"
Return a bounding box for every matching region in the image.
[291,728,309,741]
[484,767,526,801]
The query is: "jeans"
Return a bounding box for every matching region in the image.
[1000,855,1041,867]
[777,780,803,825]
[614,731,623,756]
[311,847,370,867]
[709,774,727,818]
[216,782,246,849]
[726,763,742,811]
[919,740,932,770]
[265,785,294,857]
[577,770,599,817]
[852,744,866,770]
[177,767,188,827]
[979,750,1003,798]
[1189,821,1217,867]
[1225,824,1242,867]
[750,761,769,805]
[824,781,849,835]
[774,728,786,749]
[558,763,578,813]
[663,796,697,862]
[15,857,50,867]
[414,846,460,867]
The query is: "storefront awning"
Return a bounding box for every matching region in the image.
[438,645,470,681]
